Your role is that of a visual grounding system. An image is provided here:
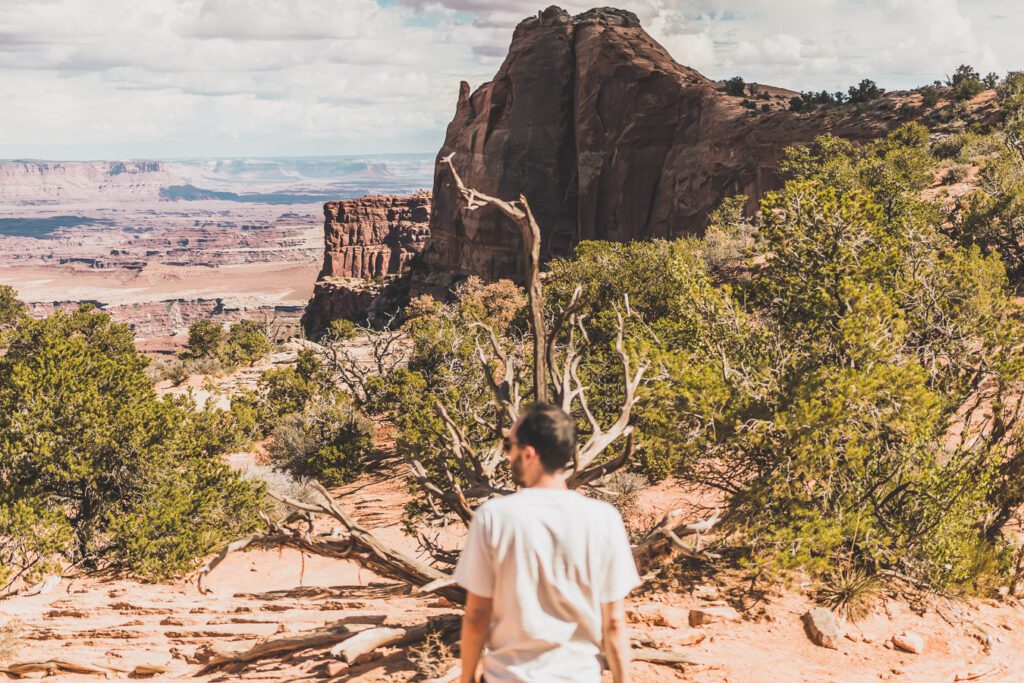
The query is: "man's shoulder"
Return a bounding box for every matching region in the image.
[480,489,623,520]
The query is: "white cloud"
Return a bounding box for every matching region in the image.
[0,0,1021,159]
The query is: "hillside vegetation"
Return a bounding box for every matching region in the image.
[2,75,1024,604]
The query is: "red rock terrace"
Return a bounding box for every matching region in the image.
[302,193,430,335]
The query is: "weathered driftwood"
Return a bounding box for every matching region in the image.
[632,508,722,575]
[332,624,422,664]
[632,648,703,666]
[197,621,365,673]
[0,658,168,678]
[197,483,465,604]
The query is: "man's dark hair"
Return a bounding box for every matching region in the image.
[514,402,577,472]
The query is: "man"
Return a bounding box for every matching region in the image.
[454,402,640,683]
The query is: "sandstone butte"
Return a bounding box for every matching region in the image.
[302,193,430,335]
[304,4,991,332]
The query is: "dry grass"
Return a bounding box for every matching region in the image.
[407,629,454,679]
[0,619,22,661]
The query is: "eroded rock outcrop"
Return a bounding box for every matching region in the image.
[417,5,922,288]
[318,193,430,280]
[302,193,430,335]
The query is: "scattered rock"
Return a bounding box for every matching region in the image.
[628,604,689,629]
[25,575,60,596]
[693,584,720,601]
[648,628,706,648]
[44,609,88,619]
[326,661,349,677]
[688,606,742,627]
[892,631,925,654]
[802,608,841,650]
[159,617,189,626]
[428,597,456,608]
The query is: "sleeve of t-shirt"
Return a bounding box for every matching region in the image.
[600,508,641,603]
[453,507,495,598]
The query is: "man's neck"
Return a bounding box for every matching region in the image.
[528,472,569,490]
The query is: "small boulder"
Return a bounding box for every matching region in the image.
[668,628,706,647]
[688,605,741,626]
[693,584,720,601]
[326,661,349,677]
[892,631,925,654]
[802,608,841,649]
[627,604,689,629]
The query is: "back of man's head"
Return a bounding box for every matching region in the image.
[515,402,577,473]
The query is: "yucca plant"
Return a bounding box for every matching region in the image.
[817,566,879,621]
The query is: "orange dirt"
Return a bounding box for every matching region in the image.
[2,470,1023,681]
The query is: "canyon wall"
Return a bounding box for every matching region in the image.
[0,161,182,201]
[317,193,430,280]
[418,6,923,287]
[302,193,431,335]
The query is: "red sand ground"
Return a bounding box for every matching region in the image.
[2,468,1023,682]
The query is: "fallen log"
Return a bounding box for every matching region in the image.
[197,621,365,673]
[0,658,168,678]
[332,616,459,665]
[0,659,113,677]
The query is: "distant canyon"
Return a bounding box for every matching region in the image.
[0,156,432,352]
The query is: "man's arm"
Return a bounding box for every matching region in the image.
[601,599,631,683]
[460,591,493,683]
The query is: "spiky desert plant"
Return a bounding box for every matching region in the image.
[817,566,879,621]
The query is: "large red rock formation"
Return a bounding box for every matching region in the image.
[418,6,923,287]
[303,193,430,335]
[318,193,430,280]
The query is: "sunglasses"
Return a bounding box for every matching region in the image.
[502,436,517,452]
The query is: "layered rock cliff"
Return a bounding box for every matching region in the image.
[302,193,431,335]
[418,6,922,286]
[0,161,182,201]
[317,193,430,280]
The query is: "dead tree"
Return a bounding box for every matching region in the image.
[198,155,721,672]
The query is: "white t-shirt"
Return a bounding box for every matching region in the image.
[453,488,641,683]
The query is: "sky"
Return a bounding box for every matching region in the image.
[1,0,1021,160]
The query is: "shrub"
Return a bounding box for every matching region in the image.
[261,367,316,418]
[919,84,943,108]
[724,76,746,97]
[183,320,224,359]
[0,286,26,330]
[224,320,273,366]
[0,498,71,590]
[408,629,454,679]
[268,398,373,486]
[702,194,757,271]
[588,471,647,521]
[324,318,357,342]
[943,163,970,185]
[848,79,882,104]
[0,619,21,661]
[0,307,264,578]
[949,64,985,101]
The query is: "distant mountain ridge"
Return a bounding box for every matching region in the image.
[0,155,434,203]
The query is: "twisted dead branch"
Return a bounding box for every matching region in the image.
[198,482,464,604]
